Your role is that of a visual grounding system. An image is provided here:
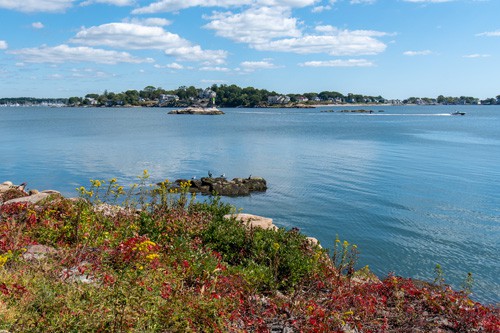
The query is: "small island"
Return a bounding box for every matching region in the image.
[168,107,224,115]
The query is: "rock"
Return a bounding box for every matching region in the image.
[174,176,267,197]
[224,213,277,230]
[60,261,95,284]
[3,192,58,206]
[306,237,321,247]
[22,244,57,261]
[168,107,224,115]
[0,188,28,204]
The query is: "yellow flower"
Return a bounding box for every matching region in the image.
[146,253,160,261]
[272,243,280,251]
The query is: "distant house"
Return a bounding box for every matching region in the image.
[267,95,291,105]
[199,88,216,100]
[297,96,309,103]
[159,94,179,103]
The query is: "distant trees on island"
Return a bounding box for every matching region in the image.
[1,84,500,108]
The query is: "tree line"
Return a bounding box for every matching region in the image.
[1,85,500,107]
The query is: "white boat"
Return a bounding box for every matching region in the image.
[450,111,466,116]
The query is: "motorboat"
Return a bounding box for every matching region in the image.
[450,111,466,116]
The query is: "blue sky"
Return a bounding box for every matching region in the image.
[0,0,499,99]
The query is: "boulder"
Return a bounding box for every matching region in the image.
[22,244,58,261]
[3,192,58,206]
[224,213,277,231]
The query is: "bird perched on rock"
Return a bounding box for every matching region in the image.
[208,171,213,178]
[220,173,225,178]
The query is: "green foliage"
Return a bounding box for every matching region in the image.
[0,171,498,332]
[202,217,326,291]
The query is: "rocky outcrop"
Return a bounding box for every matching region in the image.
[223,213,277,231]
[175,177,267,196]
[168,107,224,115]
[1,181,61,206]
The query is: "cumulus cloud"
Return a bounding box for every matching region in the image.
[155,62,184,70]
[7,44,153,64]
[122,17,171,26]
[256,26,387,56]
[164,46,228,65]
[80,0,133,6]
[0,40,8,50]
[32,22,45,29]
[351,0,375,4]
[0,0,74,12]
[403,0,453,2]
[312,5,331,12]
[204,7,302,45]
[71,23,190,50]
[299,59,374,67]
[199,66,230,72]
[132,0,319,14]
[70,23,227,64]
[204,9,386,56]
[240,60,278,71]
[403,50,433,56]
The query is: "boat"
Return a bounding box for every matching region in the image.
[450,111,466,116]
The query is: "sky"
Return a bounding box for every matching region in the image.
[0,0,499,99]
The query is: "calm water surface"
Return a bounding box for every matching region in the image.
[1,105,499,303]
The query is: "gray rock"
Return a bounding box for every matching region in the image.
[175,176,267,197]
[3,192,54,205]
[168,107,224,115]
[22,244,57,261]
[224,213,277,230]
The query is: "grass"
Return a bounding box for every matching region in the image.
[0,174,498,332]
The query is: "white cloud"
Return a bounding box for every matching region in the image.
[80,0,133,6]
[71,23,190,50]
[463,54,491,58]
[199,66,230,72]
[351,0,375,4]
[122,17,172,26]
[32,22,45,29]
[71,23,227,64]
[256,26,387,56]
[8,44,153,64]
[0,40,8,49]
[240,60,278,71]
[155,63,184,70]
[312,5,331,12]
[403,0,453,2]
[132,0,319,14]
[0,0,74,12]
[204,7,302,45]
[299,59,374,67]
[476,30,500,37]
[164,46,228,65]
[403,50,433,56]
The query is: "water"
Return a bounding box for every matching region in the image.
[1,105,499,304]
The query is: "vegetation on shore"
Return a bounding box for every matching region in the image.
[0,173,499,332]
[2,84,500,108]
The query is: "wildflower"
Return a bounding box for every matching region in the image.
[272,243,280,251]
[0,251,13,268]
[146,253,160,261]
